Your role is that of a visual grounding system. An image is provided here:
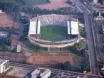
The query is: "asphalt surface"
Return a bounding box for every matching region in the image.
[71,0,98,74]
[84,13,98,74]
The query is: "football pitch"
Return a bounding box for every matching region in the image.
[41,25,67,41]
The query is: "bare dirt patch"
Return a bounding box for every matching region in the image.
[0,14,14,27]
[0,14,19,46]
[0,51,24,62]
[37,0,73,10]
[26,53,75,65]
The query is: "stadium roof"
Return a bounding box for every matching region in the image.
[67,21,71,34]
[37,21,41,34]
[29,21,37,34]
[71,21,79,35]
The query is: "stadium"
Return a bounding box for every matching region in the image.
[28,14,79,48]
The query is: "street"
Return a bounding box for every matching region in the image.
[71,0,98,74]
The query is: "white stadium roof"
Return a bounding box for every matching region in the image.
[67,21,71,34]
[71,21,79,35]
[67,21,79,35]
[37,21,41,34]
[29,21,37,34]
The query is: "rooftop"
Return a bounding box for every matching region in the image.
[0,59,8,65]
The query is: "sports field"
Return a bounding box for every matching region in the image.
[41,26,67,41]
[26,53,76,65]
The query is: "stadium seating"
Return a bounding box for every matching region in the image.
[38,16,48,26]
[47,16,54,25]
[53,16,59,25]
[42,15,50,24]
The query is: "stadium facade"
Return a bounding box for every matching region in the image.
[28,14,79,48]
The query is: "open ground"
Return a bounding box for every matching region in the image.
[0,14,14,27]
[26,53,81,65]
[0,13,22,47]
[37,0,73,10]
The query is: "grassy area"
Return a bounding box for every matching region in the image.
[41,26,67,41]
[24,0,46,6]
[79,26,86,38]
[0,0,46,6]
[73,56,80,65]
[0,0,19,5]
[75,40,85,49]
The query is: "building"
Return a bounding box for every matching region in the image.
[0,32,8,38]
[31,68,40,78]
[31,68,51,78]
[16,45,21,52]
[94,12,104,21]
[0,10,5,14]
[0,59,10,73]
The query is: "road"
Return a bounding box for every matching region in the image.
[84,13,98,74]
[71,0,98,74]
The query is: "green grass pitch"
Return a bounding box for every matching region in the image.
[41,25,67,41]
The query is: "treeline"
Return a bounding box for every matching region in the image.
[22,7,80,15]
[64,44,86,57]
[46,0,50,3]
[66,0,73,4]
[0,3,19,13]
[0,27,19,51]
[53,59,90,72]
[98,0,104,4]
[80,27,87,38]
[15,0,26,5]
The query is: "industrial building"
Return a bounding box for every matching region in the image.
[0,59,10,73]
[31,68,51,78]
[67,21,79,35]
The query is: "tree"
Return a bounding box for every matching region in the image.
[64,61,71,70]
[81,58,90,71]
[3,4,8,13]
